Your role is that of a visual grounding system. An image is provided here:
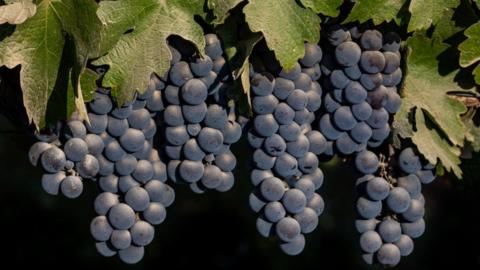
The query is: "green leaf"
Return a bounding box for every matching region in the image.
[463,109,480,152]
[243,0,320,70]
[474,0,480,8]
[345,0,405,25]
[52,0,126,121]
[216,9,261,115]
[0,0,36,25]
[0,0,64,128]
[394,31,471,178]
[299,0,343,17]
[408,0,460,32]
[208,0,243,25]
[459,22,480,84]
[93,0,206,105]
[412,109,462,178]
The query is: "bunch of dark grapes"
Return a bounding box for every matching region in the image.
[29,76,173,263]
[160,34,242,193]
[354,147,436,266]
[318,26,402,155]
[247,43,326,255]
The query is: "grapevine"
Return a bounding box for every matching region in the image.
[0,0,479,268]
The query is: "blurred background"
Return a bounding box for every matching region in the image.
[1,112,479,270]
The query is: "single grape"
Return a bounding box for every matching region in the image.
[60,175,83,198]
[276,217,301,242]
[397,174,422,197]
[99,174,119,193]
[143,202,167,225]
[279,122,302,141]
[402,199,425,222]
[41,147,67,173]
[76,154,100,178]
[395,234,414,256]
[64,120,87,139]
[110,229,132,250]
[398,147,422,174]
[181,79,208,105]
[41,171,65,195]
[279,63,301,80]
[179,160,204,183]
[355,219,380,234]
[356,196,382,219]
[335,41,361,67]
[273,77,295,100]
[282,189,307,214]
[260,177,285,201]
[108,203,136,230]
[254,114,279,137]
[300,43,322,67]
[307,193,324,216]
[264,201,286,223]
[204,104,228,129]
[197,127,224,153]
[169,61,194,86]
[360,30,383,51]
[274,153,298,178]
[333,106,357,131]
[294,207,318,233]
[280,234,305,256]
[86,113,108,134]
[251,72,274,96]
[84,134,105,156]
[386,187,411,213]
[376,243,401,266]
[118,245,144,264]
[89,92,113,114]
[366,177,390,201]
[378,218,402,243]
[95,242,116,257]
[360,51,386,74]
[130,220,155,246]
[90,216,113,242]
[144,180,175,207]
[330,69,350,89]
[359,231,382,253]
[344,81,367,104]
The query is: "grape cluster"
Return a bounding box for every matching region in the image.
[354,148,436,266]
[318,26,402,155]
[29,75,173,263]
[160,34,242,193]
[87,81,174,263]
[247,43,326,255]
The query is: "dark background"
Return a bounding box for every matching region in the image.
[1,113,479,270]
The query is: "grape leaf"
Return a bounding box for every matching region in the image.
[412,109,462,178]
[93,0,206,105]
[0,0,64,128]
[52,0,127,121]
[0,0,36,25]
[299,0,343,17]
[208,0,243,25]
[408,0,460,32]
[216,9,261,115]
[344,0,405,25]
[459,22,480,84]
[243,0,320,70]
[394,31,472,177]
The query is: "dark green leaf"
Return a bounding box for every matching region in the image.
[244,0,320,70]
[94,0,206,105]
[0,0,64,128]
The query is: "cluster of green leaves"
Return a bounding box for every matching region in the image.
[0,0,479,178]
